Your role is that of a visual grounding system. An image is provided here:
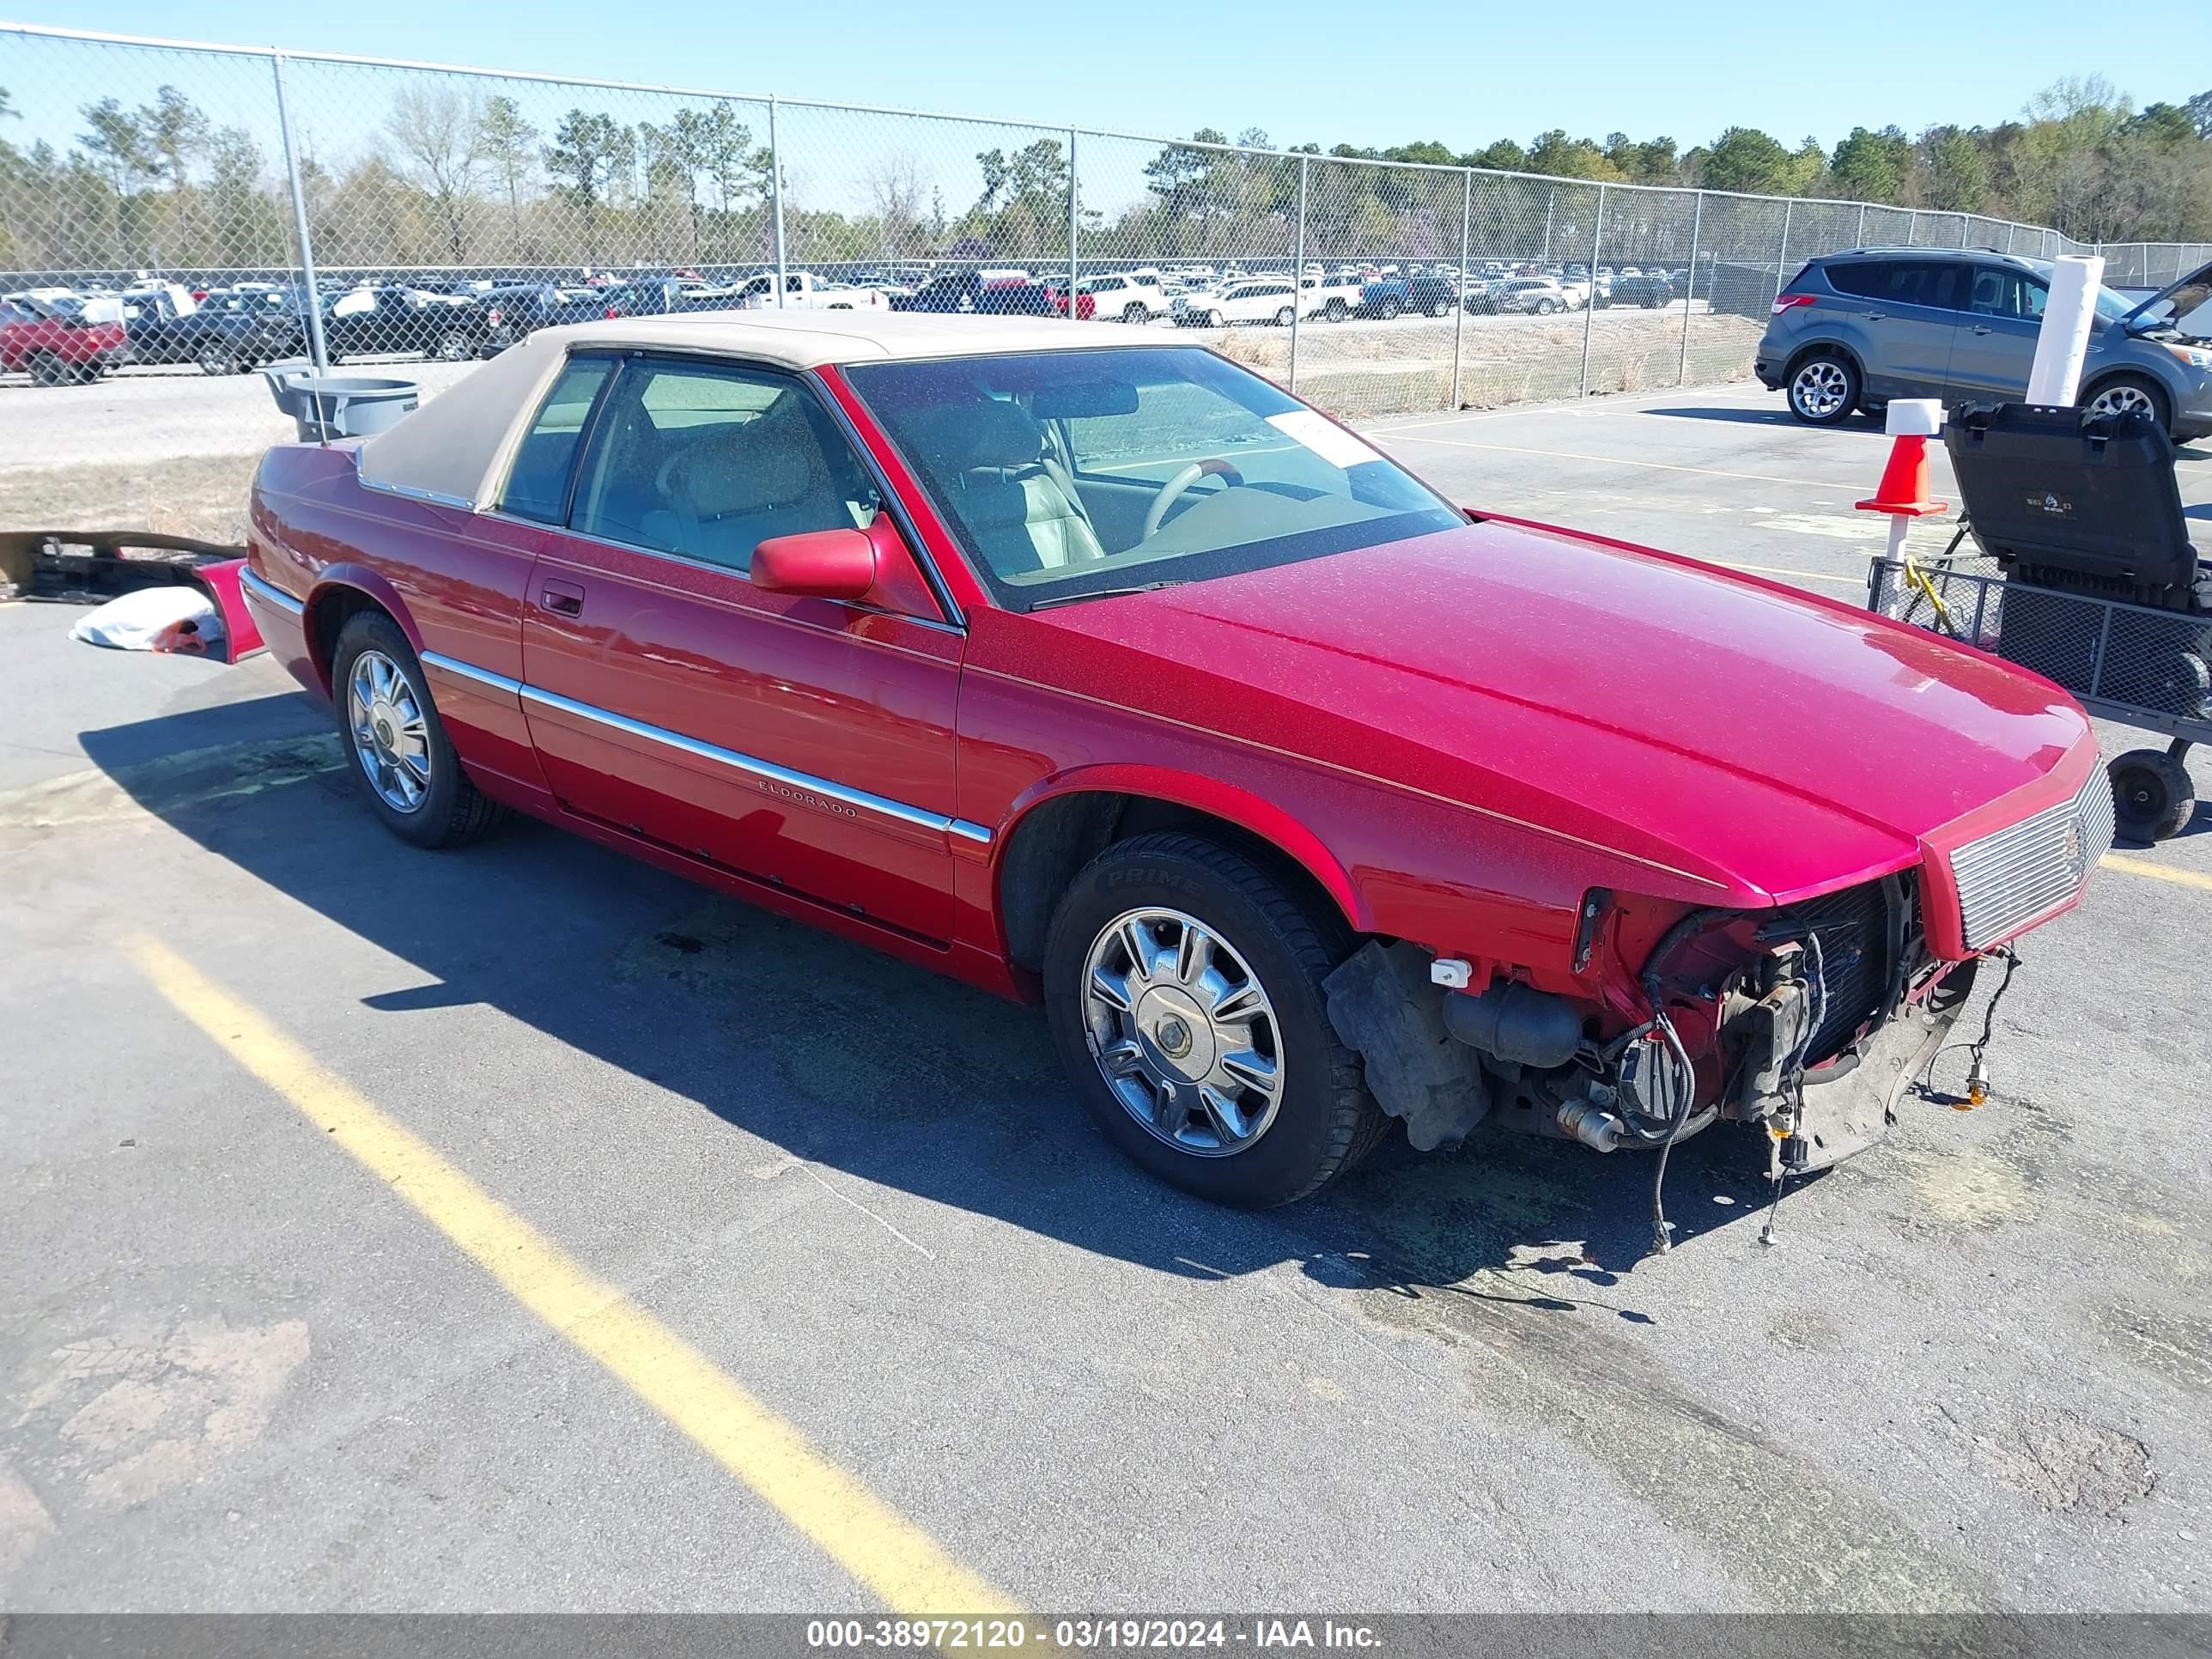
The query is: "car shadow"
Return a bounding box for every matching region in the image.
[1634,405,1816,428]
[83,691,1790,1312]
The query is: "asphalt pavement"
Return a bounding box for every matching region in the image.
[1,386,2208,1621]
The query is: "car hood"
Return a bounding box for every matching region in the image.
[2121,257,2212,330]
[1037,517,2090,905]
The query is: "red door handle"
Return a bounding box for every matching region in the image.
[540,579,585,617]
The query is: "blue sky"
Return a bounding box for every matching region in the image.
[7,2,2209,155]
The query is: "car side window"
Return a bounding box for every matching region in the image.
[1966,268,2008,314]
[2014,276,2048,321]
[1825,264,1884,298]
[568,359,878,575]
[500,356,613,525]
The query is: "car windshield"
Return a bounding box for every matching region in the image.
[845,346,1464,611]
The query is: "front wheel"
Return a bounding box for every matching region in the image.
[1425,300,1450,319]
[1787,351,1861,426]
[1376,299,1401,320]
[2082,374,2171,434]
[1122,303,1147,325]
[197,344,240,376]
[1043,833,1387,1208]
[434,327,473,362]
[1205,309,1225,328]
[1274,306,1296,327]
[1323,299,1348,321]
[331,611,507,849]
[28,352,69,386]
[1534,299,1558,315]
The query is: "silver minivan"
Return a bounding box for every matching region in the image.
[1755,248,2212,440]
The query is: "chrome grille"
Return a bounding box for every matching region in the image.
[1949,769,2113,951]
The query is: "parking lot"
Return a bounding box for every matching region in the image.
[3,383,2209,1621]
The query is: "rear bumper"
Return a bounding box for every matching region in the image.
[1754,359,1783,389]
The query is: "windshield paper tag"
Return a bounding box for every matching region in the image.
[1267,410,1384,470]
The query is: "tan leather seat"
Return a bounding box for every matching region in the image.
[932,400,1106,575]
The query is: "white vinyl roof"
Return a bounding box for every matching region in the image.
[355,311,1162,511]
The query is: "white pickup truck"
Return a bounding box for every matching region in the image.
[730,271,888,311]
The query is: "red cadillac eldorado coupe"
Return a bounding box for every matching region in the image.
[243,313,2111,1212]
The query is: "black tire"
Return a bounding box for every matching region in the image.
[2081,373,2172,436]
[28,352,68,387]
[1274,306,1296,327]
[435,327,472,362]
[1425,299,1450,319]
[330,611,507,849]
[2110,747,2197,842]
[197,344,239,376]
[1534,298,1558,315]
[1042,832,1388,1208]
[1121,303,1147,325]
[1323,299,1348,321]
[1376,299,1401,321]
[1786,349,1861,426]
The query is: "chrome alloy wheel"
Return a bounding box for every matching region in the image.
[1790,358,1850,419]
[2087,382,2157,422]
[1080,907,1284,1156]
[347,648,431,813]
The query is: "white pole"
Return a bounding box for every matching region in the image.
[2027,253,2106,406]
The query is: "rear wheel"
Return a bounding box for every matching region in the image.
[331,611,506,849]
[1787,351,1861,426]
[2110,745,2197,842]
[434,327,473,362]
[28,352,68,387]
[1043,833,1388,1208]
[2082,374,2171,434]
[1323,299,1348,321]
[1425,299,1451,319]
[1376,299,1401,320]
[1205,309,1225,328]
[1534,298,1558,315]
[197,343,240,376]
[1274,306,1296,327]
[1122,303,1147,325]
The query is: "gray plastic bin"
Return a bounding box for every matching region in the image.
[261,363,419,441]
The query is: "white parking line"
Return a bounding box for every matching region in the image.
[1370,430,1869,492]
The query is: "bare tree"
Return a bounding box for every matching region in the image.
[863,153,927,257]
[386,84,486,261]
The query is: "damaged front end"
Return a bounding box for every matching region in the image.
[1324,875,1980,1177]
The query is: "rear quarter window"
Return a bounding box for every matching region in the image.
[500,356,612,525]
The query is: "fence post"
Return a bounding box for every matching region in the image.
[769,95,788,308]
[1449,169,1471,410]
[1855,202,1867,247]
[1541,188,1555,263]
[1679,190,1703,387]
[2004,222,2016,254]
[1067,127,1079,322]
[1772,198,1793,307]
[1905,207,1918,246]
[1578,185,1605,399]
[1287,154,1308,395]
[270,51,330,373]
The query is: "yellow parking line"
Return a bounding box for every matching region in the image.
[2101,852,2212,891]
[121,934,1018,1619]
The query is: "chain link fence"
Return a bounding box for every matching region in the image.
[3,21,2205,536]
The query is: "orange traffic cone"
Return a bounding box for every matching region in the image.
[1856,434,1948,518]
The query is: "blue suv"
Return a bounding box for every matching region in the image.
[1755,247,2212,440]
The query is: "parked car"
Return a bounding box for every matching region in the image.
[1612,270,1677,309]
[730,270,890,311]
[473,284,627,354]
[890,269,1064,316]
[242,313,2109,1211]
[1078,270,1170,323]
[1491,277,1575,316]
[120,288,289,374]
[1358,274,1459,320]
[1171,279,1298,328]
[1300,273,1365,320]
[319,285,484,362]
[1758,247,2212,436]
[0,294,129,384]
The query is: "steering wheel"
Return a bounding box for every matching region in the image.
[1141,458,1246,540]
